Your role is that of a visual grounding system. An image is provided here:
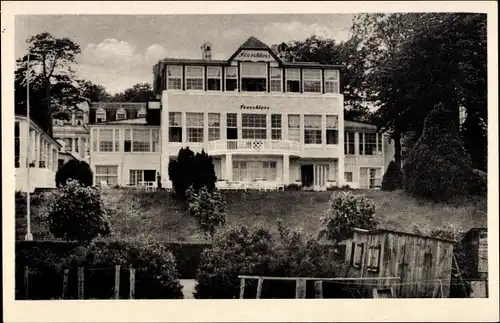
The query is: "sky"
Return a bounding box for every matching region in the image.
[15,14,355,94]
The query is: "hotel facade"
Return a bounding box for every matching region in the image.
[88,37,394,190]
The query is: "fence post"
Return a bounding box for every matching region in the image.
[314,280,323,298]
[24,265,29,300]
[77,267,84,299]
[239,278,245,299]
[114,265,121,299]
[295,278,307,299]
[62,269,69,299]
[129,267,135,299]
[256,278,263,299]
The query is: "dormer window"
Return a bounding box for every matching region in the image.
[207,66,222,91]
[137,107,147,118]
[240,62,267,92]
[324,70,340,94]
[116,108,127,120]
[285,69,300,93]
[75,111,84,125]
[303,69,322,93]
[185,66,204,90]
[167,65,183,90]
[270,68,282,92]
[225,66,238,91]
[96,108,106,123]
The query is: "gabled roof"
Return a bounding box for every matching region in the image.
[238,36,271,50]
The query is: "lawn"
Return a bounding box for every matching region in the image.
[15,188,487,242]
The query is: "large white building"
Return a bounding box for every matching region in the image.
[15,115,62,192]
[88,37,394,190]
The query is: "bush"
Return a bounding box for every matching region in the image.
[56,159,93,187]
[167,242,212,278]
[47,180,111,243]
[186,186,227,240]
[319,191,377,243]
[468,169,487,196]
[168,147,217,199]
[284,183,302,191]
[64,239,184,299]
[381,161,403,191]
[404,104,473,201]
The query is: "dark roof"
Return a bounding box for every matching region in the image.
[353,228,456,244]
[238,36,270,50]
[344,120,379,130]
[160,58,229,65]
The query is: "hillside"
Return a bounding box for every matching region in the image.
[15,189,487,242]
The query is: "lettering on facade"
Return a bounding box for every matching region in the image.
[240,104,270,110]
[234,50,275,62]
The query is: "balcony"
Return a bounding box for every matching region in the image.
[207,139,301,156]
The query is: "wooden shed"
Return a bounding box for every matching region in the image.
[345,228,455,298]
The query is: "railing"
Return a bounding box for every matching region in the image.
[90,102,147,110]
[208,139,301,155]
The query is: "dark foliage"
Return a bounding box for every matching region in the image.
[55,159,93,187]
[381,161,403,191]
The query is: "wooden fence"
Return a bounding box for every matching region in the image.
[22,265,136,300]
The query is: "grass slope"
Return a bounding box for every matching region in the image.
[16,189,487,242]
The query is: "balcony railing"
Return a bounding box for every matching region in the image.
[207,139,301,156]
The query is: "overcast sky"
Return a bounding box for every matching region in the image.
[15,14,354,94]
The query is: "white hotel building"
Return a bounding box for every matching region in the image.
[88,37,394,190]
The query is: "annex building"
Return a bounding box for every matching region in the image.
[87,36,394,190]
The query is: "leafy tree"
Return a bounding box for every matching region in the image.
[47,180,111,243]
[15,32,82,135]
[381,160,403,191]
[55,159,93,187]
[186,186,227,241]
[78,80,111,102]
[111,82,154,102]
[404,104,473,201]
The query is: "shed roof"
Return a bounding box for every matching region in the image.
[353,228,456,244]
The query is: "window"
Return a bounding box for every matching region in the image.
[303,69,321,93]
[207,67,222,91]
[226,113,238,140]
[270,68,282,92]
[169,112,182,142]
[99,129,114,152]
[208,113,220,141]
[240,62,267,92]
[96,108,106,123]
[132,129,151,152]
[74,137,79,153]
[124,129,132,152]
[304,115,322,144]
[286,69,300,92]
[92,129,97,152]
[95,165,118,186]
[263,161,277,180]
[369,168,382,189]
[185,66,204,90]
[167,65,183,90]
[186,112,204,142]
[52,148,58,171]
[351,242,364,268]
[345,132,355,155]
[129,169,157,186]
[152,129,160,152]
[232,161,247,182]
[271,114,282,140]
[377,133,383,154]
[137,107,147,118]
[344,172,353,182]
[360,133,378,155]
[14,122,20,167]
[324,70,340,94]
[326,115,338,145]
[242,114,267,139]
[288,114,300,142]
[225,66,238,91]
[75,111,84,125]
[116,108,126,120]
[367,245,381,272]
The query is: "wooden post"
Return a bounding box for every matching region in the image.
[24,265,29,300]
[62,269,69,299]
[129,267,135,299]
[114,265,121,299]
[77,267,84,299]
[256,278,263,299]
[295,278,306,299]
[239,278,245,299]
[314,280,323,298]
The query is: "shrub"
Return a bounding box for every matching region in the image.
[47,180,111,243]
[168,147,216,199]
[319,191,377,243]
[55,159,93,187]
[63,239,184,299]
[404,104,473,201]
[186,186,227,240]
[468,169,487,196]
[381,161,403,191]
[284,183,302,191]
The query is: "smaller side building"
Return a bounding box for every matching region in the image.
[345,228,455,298]
[15,115,62,192]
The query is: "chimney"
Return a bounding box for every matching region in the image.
[277,42,288,60]
[201,41,212,60]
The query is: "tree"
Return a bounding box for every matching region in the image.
[404,104,473,201]
[47,180,111,243]
[111,82,154,102]
[186,186,227,241]
[381,161,403,191]
[55,159,93,187]
[16,32,82,135]
[78,80,111,102]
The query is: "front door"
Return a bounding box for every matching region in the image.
[314,164,329,188]
[301,165,314,188]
